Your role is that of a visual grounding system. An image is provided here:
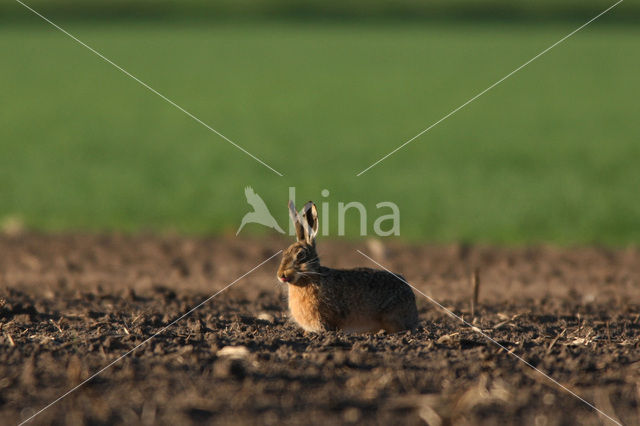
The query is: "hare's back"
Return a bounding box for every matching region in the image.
[329,267,415,306]
[317,267,418,332]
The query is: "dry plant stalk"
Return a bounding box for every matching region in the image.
[471,268,480,318]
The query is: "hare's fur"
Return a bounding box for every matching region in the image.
[277,201,418,333]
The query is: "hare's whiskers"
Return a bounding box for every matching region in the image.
[299,271,325,277]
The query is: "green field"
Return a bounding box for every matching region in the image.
[1,20,638,244]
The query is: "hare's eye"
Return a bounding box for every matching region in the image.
[296,252,305,261]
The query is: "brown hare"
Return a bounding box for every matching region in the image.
[277,200,418,333]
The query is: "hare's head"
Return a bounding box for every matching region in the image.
[277,201,320,286]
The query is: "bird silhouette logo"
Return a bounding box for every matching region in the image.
[236,186,285,235]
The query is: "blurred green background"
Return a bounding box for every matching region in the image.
[1,1,638,244]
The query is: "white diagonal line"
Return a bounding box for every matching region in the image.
[18,250,282,426]
[15,0,284,177]
[356,250,622,426]
[356,0,624,176]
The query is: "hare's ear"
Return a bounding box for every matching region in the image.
[302,201,318,245]
[288,200,305,242]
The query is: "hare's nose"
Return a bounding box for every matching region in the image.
[278,275,290,283]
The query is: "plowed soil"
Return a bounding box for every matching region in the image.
[1,234,639,425]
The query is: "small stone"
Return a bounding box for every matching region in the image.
[217,345,249,359]
[257,313,274,323]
